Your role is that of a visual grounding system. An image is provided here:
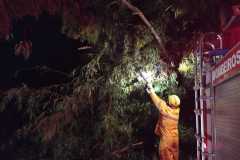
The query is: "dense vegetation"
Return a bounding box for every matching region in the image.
[0,0,230,159]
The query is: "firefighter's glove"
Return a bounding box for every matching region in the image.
[146,83,154,94]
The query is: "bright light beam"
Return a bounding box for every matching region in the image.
[137,70,154,83]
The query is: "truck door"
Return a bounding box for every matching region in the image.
[214,75,240,160]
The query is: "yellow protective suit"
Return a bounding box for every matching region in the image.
[149,92,180,160]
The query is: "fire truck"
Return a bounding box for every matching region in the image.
[194,4,240,160]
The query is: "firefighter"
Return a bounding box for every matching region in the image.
[146,84,180,160]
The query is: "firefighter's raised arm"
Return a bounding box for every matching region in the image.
[146,84,168,113]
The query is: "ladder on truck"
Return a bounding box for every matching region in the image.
[194,33,224,160]
[194,35,207,160]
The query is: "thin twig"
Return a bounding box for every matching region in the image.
[112,141,144,157]
[14,65,71,78]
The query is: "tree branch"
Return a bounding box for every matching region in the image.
[120,0,167,55]
[112,141,144,157]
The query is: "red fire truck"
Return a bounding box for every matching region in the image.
[195,4,240,160]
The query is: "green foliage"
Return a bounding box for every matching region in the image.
[1,24,196,160]
[59,23,194,158]
[0,1,201,159]
[179,54,195,75]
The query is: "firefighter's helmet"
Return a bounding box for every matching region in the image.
[168,95,180,107]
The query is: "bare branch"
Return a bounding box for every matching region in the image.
[112,141,144,157]
[120,0,167,55]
